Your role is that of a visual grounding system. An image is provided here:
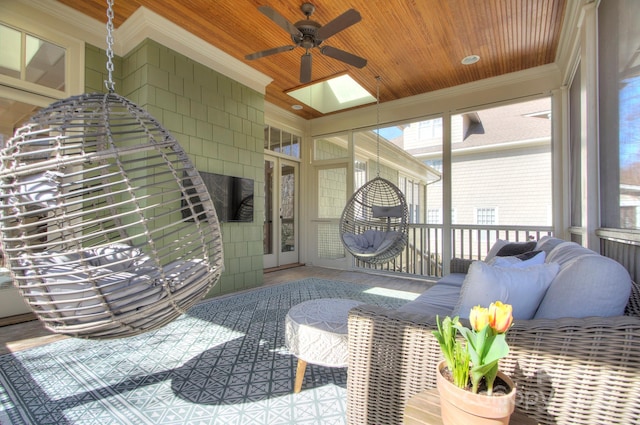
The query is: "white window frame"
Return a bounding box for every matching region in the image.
[475,207,498,226]
[427,208,441,224]
[0,5,84,99]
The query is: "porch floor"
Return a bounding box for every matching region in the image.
[0,265,435,356]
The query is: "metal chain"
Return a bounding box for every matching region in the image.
[104,0,116,92]
[376,76,381,177]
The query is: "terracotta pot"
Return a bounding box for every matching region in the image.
[436,360,516,425]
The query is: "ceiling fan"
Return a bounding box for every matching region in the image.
[245,2,367,84]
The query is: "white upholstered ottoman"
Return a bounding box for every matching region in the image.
[285,298,363,393]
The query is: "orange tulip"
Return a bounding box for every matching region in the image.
[469,305,490,331]
[489,301,513,333]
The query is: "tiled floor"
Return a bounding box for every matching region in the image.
[0,265,435,355]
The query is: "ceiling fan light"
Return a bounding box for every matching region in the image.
[461,55,480,65]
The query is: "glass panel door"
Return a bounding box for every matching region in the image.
[264,159,275,266]
[263,156,298,268]
[279,161,298,265]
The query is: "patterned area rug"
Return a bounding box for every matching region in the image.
[0,278,418,424]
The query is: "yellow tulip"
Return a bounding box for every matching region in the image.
[469,305,490,331]
[489,301,513,333]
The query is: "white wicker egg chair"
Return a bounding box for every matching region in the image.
[0,92,224,339]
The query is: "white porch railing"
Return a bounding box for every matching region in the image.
[355,224,554,278]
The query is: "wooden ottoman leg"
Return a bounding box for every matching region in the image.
[294,358,307,393]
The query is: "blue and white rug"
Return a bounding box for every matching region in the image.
[0,278,418,425]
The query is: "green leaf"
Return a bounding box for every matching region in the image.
[471,360,498,378]
[482,333,510,365]
[473,324,490,361]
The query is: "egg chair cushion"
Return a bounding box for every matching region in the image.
[13,170,63,208]
[342,229,402,254]
[371,205,404,218]
[19,245,210,325]
[87,243,146,272]
[23,263,164,323]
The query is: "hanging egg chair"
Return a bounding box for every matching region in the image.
[340,176,409,264]
[339,77,409,264]
[0,91,224,339]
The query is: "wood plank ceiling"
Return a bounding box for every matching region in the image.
[57,0,567,119]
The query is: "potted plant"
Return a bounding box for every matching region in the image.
[433,301,516,425]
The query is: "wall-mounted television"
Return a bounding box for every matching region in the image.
[182,172,254,223]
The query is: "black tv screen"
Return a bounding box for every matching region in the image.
[183,172,254,223]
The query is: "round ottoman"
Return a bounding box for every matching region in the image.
[285,298,363,393]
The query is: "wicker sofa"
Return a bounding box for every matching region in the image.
[346,237,640,425]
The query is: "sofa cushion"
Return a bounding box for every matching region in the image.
[453,261,559,320]
[484,239,537,262]
[397,273,464,317]
[534,253,632,319]
[495,241,538,257]
[484,239,509,261]
[535,236,567,256]
[544,241,595,267]
[488,251,545,268]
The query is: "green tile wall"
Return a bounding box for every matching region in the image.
[85,40,265,297]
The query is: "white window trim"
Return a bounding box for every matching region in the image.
[0,3,84,98]
[474,207,498,226]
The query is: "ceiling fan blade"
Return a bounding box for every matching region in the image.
[258,5,302,37]
[300,53,312,83]
[316,9,361,40]
[320,46,367,68]
[245,45,295,60]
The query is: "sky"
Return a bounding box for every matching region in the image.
[620,75,640,169]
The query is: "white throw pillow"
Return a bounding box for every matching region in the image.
[453,261,560,320]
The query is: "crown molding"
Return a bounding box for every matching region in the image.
[117,7,272,94]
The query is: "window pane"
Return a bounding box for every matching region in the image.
[291,134,301,158]
[25,34,65,90]
[0,24,21,79]
[599,0,640,229]
[354,159,367,190]
[263,125,271,150]
[264,125,301,159]
[400,118,443,226]
[569,63,582,227]
[0,24,66,91]
[451,98,552,258]
[452,98,552,227]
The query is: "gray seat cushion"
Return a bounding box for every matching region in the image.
[534,242,632,318]
[397,273,464,317]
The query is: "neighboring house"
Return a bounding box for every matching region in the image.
[372,98,551,260]
[411,98,552,228]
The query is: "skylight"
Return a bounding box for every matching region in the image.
[286,74,375,114]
